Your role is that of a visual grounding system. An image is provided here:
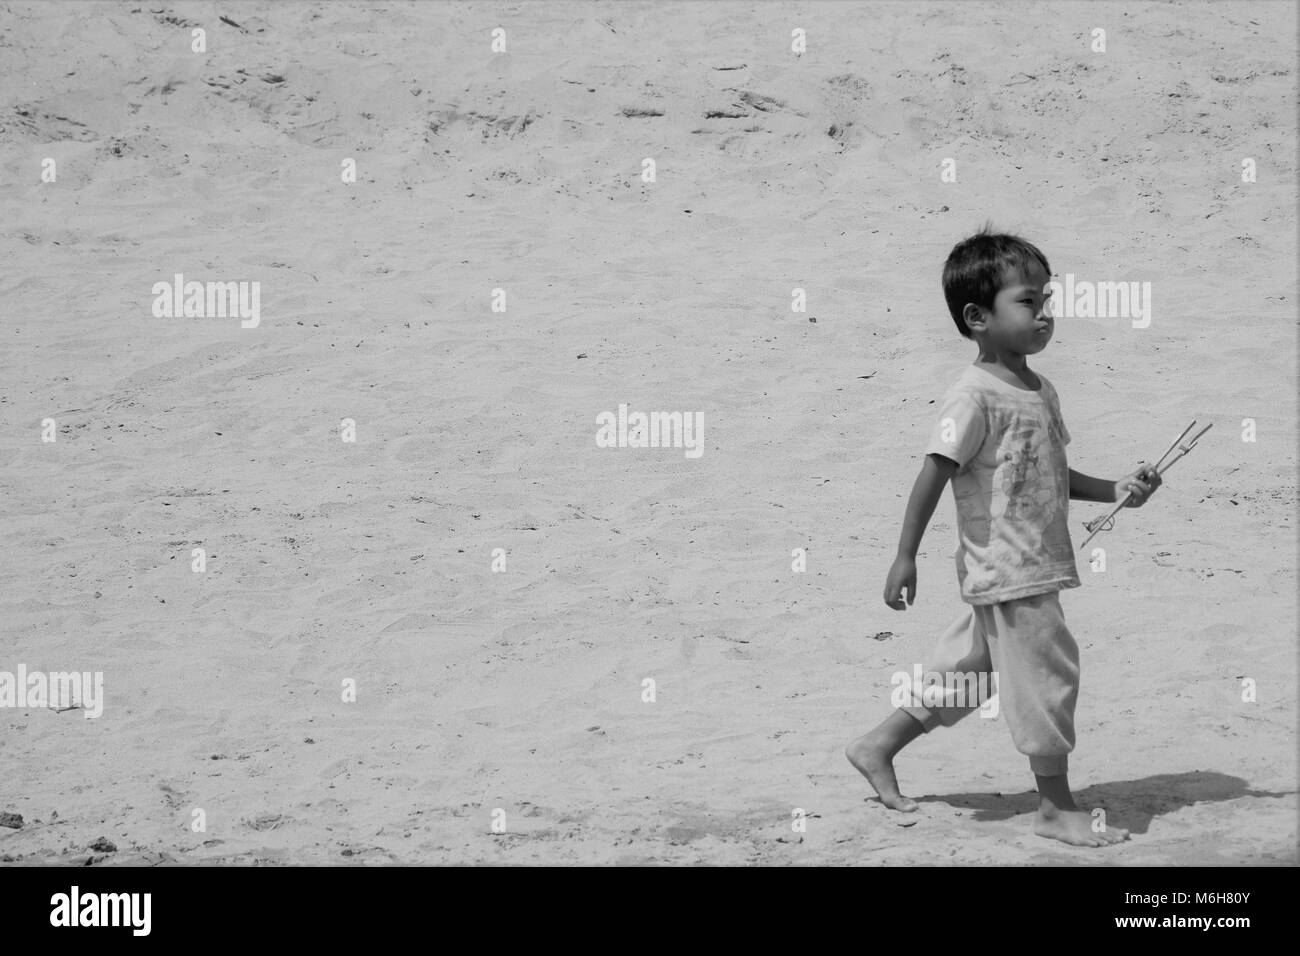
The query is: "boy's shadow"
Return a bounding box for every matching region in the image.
[914,770,1293,834]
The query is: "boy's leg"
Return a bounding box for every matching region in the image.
[982,591,1129,846]
[899,604,995,729]
[1034,772,1128,846]
[846,709,926,811]
[982,591,1078,773]
[848,606,994,811]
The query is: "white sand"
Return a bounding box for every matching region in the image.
[0,0,1295,864]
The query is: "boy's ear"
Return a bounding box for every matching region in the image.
[962,302,987,335]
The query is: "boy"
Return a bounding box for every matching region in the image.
[846,229,1161,847]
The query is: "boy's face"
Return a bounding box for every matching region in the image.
[969,258,1053,355]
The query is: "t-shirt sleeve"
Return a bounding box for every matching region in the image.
[924,387,986,470]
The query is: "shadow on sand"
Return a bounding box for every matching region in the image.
[913,770,1294,834]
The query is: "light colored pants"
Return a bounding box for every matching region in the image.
[901,590,1079,777]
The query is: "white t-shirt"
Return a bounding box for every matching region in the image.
[925,364,1081,605]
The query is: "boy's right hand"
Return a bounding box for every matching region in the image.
[884,555,918,610]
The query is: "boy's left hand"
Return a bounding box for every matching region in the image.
[1117,462,1162,507]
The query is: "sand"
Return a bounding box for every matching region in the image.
[0,0,1295,865]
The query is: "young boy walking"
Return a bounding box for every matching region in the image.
[847,229,1162,847]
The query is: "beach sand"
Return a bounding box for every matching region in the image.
[0,0,1295,864]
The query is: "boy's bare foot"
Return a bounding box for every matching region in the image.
[1033,772,1129,847]
[1034,807,1130,847]
[846,732,919,812]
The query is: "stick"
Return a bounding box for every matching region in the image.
[1077,421,1212,550]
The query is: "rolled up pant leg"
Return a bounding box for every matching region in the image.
[900,592,1079,777]
[899,607,995,730]
[983,591,1079,777]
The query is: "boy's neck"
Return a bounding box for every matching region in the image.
[973,347,1039,388]
[975,343,1028,371]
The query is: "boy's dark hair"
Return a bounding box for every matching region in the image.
[942,225,1051,338]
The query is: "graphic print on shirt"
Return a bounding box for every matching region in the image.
[1000,425,1043,505]
[991,417,1064,573]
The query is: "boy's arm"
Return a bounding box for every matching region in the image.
[884,453,958,609]
[1068,468,1116,503]
[1069,466,1161,505]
